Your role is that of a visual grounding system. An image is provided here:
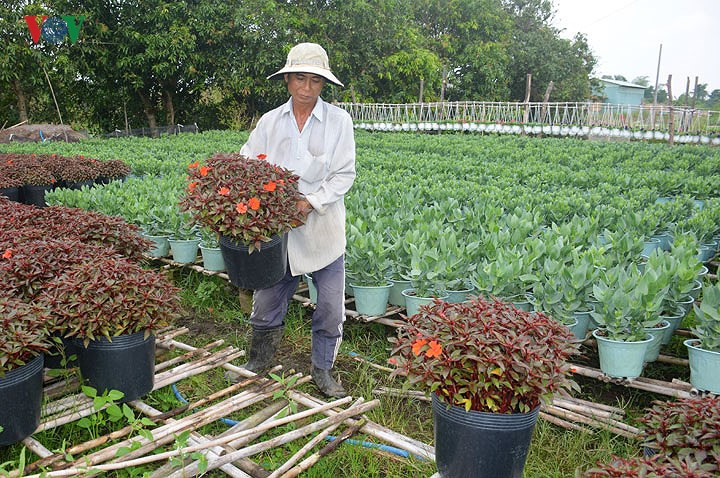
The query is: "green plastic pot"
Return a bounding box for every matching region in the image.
[593,330,652,379]
[651,232,673,251]
[641,238,661,258]
[401,289,448,317]
[643,321,670,362]
[168,238,200,264]
[446,286,474,304]
[351,283,392,316]
[199,244,226,272]
[144,234,170,258]
[388,279,410,307]
[506,293,533,312]
[685,339,720,394]
[570,309,592,341]
[660,309,685,345]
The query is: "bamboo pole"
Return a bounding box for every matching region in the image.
[54,374,291,470]
[268,402,365,478]
[286,391,435,461]
[542,404,640,439]
[166,399,379,478]
[569,363,692,399]
[24,406,189,475]
[131,400,252,478]
[656,354,690,366]
[113,377,307,464]
[555,393,626,415]
[21,437,53,458]
[539,411,592,433]
[154,339,225,372]
[550,397,622,420]
[279,419,367,478]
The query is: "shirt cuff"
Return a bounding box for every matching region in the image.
[305,193,327,215]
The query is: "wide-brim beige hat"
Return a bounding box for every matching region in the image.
[267,42,344,87]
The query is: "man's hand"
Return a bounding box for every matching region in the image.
[292,199,313,227]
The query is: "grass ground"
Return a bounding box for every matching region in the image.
[0,266,695,477]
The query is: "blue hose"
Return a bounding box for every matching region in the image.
[325,435,425,461]
[171,383,239,426]
[170,384,419,460]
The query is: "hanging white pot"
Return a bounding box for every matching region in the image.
[701,136,710,144]
[469,123,478,131]
[532,125,542,134]
[581,126,590,135]
[432,122,439,130]
[654,131,664,140]
[512,125,522,134]
[410,123,418,131]
[712,137,720,145]
[542,125,552,134]
[478,123,487,132]
[551,125,561,135]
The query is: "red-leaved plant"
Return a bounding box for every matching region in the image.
[583,455,716,478]
[0,295,52,377]
[390,296,579,413]
[0,239,113,299]
[180,153,304,251]
[637,396,720,472]
[38,257,183,346]
[96,159,131,180]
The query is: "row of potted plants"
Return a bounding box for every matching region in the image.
[0,153,129,207]
[0,198,181,446]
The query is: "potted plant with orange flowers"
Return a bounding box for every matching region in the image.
[180,153,305,289]
[390,296,579,478]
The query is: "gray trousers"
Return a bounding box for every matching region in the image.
[249,255,345,370]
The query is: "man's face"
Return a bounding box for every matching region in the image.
[285,73,325,108]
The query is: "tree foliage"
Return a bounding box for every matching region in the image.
[0,0,606,131]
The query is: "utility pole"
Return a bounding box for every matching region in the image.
[651,43,662,130]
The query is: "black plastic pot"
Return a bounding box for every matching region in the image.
[74,331,155,402]
[0,186,21,203]
[432,394,539,478]
[44,335,80,369]
[67,179,94,190]
[21,184,52,208]
[219,233,287,290]
[0,354,44,446]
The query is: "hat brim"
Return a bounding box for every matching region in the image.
[267,66,344,87]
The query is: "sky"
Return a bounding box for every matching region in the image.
[551,0,720,97]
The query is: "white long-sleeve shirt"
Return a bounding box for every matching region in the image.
[240,97,356,276]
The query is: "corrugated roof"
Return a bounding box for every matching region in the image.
[596,78,648,89]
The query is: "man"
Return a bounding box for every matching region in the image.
[236,43,356,398]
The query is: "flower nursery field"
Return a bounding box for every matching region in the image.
[1,130,720,477]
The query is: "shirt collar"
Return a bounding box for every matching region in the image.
[282,97,325,123]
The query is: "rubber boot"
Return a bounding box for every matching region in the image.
[312,366,347,398]
[226,327,283,381]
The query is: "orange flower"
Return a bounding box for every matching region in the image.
[257,153,267,160]
[199,166,209,176]
[188,161,199,169]
[188,181,198,192]
[2,249,12,259]
[248,197,260,210]
[218,186,230,196]
[411,339,427,356]
[236,202,248,214]
[425,341,442,358]
[263,181,277,192]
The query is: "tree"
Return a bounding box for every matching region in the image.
[503,0,596,102]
